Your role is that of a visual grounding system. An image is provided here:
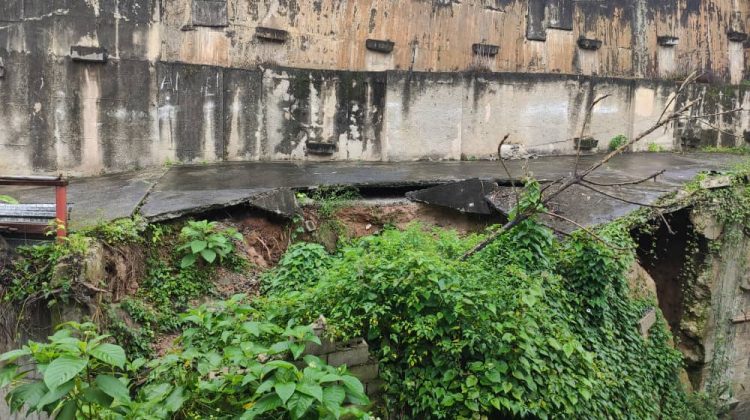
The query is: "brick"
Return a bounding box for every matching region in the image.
[327,339,369,367]
[304,337,337,356]
[366,379,385,396]
[349,360,379,382]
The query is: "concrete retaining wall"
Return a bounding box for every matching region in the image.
[2,0,750,175]
[2,58,750,175]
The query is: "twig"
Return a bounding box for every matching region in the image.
[658,211,675,235]
[541,211,630,251]
[693,118,745,139]
[496,133,519,205]
[574,94,611,175]
[460,91,703,260]
[584,170,665,187]
[540,177,566,195]
[678,107,745,121]
[578,182,671,208]
[657,71,699,124]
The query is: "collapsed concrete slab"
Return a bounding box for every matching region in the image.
[4,153,745,229]
[406,179,500,215]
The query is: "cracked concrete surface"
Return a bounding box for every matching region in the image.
[0,153,745,229]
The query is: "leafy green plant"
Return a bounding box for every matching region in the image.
[262,242,331,294]
[608,134,627,151]
[177,220,243,268]
[261,215,705,419]
[648,143,665,152]
[311,187,360,219]
[145,295,370,419]
[0,194,18,204]
[1,233,91,304]
[83,216,147,245]
[0,321,183,419]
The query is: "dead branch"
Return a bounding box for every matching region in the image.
[657,71,700,123]
[496,133,519,205]
[679,107,745,121]
[658,211,675,235]
[460,81,714,260]
[575,94,612,175]
[584,170,665,187]
[578,182,671,208]
[540,176,566,195]
[541,211,630,251]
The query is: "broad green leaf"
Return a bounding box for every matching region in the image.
[274,382,296,404]
[8,381,47,413]
[296,382,323,402]
[485,369,502,384]
[0,348,31,362]
[43,356,87,390]
[242,394,282,419]
[0,364,19,387]
[181,253,197,268]
[201,249,217,264]
[256,379,275,395]
[290,342,305,360]
[340,375,365,397]
[0,195,18,204]
[269,341,290,354]
[164,386,188,412]
[89,343,127,369]
[323,384,346,409]
[82,386,113,406]
[190,240,208,253]
[563,342,575,358]
[319,373,343,383]
[56,399,77,420]
[36,380,74,410]
[95,374,131,403]
[267,360,296,370]
[242,322,261,336]
[287,393,314,419]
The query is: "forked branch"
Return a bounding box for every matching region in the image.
[460,73,732,260]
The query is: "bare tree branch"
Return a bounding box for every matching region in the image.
[460,87,707,260]
[658,211,675,235]
[678,107,745,121]
[541,211,630,251]
[574,94,611,175]
[584,170,665,187]
[657,71,700,124]
[496,133,519,205]
[578,182,671,208]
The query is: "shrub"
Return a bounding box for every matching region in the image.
[262,242,331,294]
[177,220,243,268]
[261,222,703,419]
[608,134,627,151]
[0,302,370,419]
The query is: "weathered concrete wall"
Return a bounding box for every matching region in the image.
[2,59,750,175]
[3,1,747,78]
[1,0,750,175]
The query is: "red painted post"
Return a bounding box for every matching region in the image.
[55,184,68,239]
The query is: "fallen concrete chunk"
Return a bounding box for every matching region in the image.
[406,179,499,215]
[248,189,300,218]
[699,175,732,189]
